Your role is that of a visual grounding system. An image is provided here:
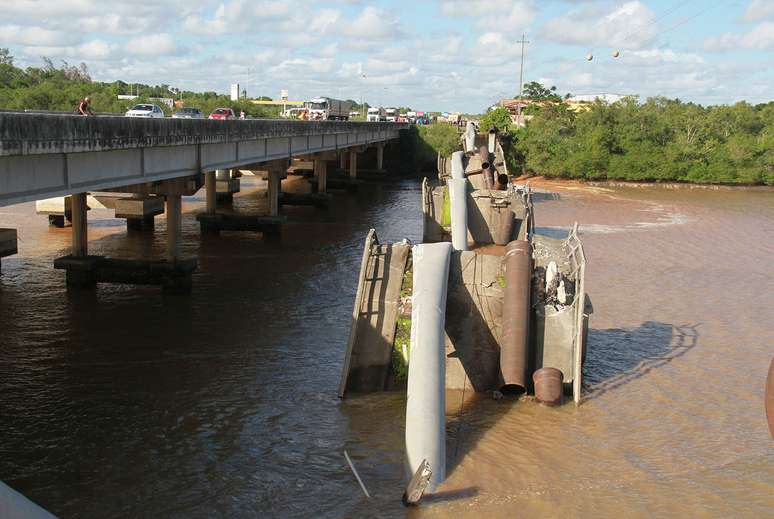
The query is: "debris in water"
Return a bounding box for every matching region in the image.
[344,450,371,498]
[403,459,432,506]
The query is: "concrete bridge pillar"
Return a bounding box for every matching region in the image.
[376,143,384,171]
[215,169,240,204]
[71,192,88,257]
[315,159,328,193]
[205,171,216,214]
[340,151,347,170]
[268,164,282,217]
[166,194,182,263]
[349,150,358,180]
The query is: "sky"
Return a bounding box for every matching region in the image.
[1,0,772,112]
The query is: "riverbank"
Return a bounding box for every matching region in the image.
[516,175,774,192]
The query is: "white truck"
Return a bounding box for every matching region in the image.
[367,106,386,122]
[305,97,353,120]
[385,107,398,122]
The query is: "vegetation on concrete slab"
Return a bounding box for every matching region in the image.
[392,261,413,382]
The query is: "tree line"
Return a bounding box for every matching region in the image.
[480,89,774,185]
[0,50,284,117]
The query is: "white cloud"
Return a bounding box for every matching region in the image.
[705,22,774,51]
[0,25,80,46]
[440,0,536,33]
[125,33,179,56]
[742,0,774,22]
[341,6,401,40]
[184,0,295,35]
[542,1,657,50]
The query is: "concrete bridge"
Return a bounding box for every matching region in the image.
[0,113,407,289]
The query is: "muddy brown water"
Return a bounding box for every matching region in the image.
[0,177,772,518]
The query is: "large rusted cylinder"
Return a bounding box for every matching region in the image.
[479,146,493,189]
[533,367,564,406]
[767,356,774,439]
[493,204,514,245]
[478,145,490,165]
[500,240,532,392]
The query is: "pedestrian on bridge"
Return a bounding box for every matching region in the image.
[77,97,93,116]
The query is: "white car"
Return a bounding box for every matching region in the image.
[125,104,165,118]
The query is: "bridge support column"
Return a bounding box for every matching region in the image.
[376,143,384,171]
[349,150,358,179]
[215,169,240,204]
[166,194,182,263]
[340,151,347,170]
[315,159,328,193]
[268,164,282,217]
[205,171,216,214]
[71,193,88,257]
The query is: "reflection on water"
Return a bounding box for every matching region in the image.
[1,179,773,518]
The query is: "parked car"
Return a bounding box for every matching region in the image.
[172,107,204,119]
[208,108,236,120]
[125,104,165,118]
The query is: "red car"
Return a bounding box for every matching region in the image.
[208,108,235,120]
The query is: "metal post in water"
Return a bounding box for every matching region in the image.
[406,242,452,492]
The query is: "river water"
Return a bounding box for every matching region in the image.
[0,177,772,518]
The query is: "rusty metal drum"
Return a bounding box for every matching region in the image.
[533,367,564,406]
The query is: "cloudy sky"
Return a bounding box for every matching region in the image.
[1,0,772,112]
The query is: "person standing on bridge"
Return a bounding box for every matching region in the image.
[77,97,93,116]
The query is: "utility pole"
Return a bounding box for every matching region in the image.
[517,33,529,117]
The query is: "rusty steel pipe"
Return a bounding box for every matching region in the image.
[495,173,509,191]
[493,203,514,245]
[478,145,494,189]
[478,145,490,164]
[500,240,532,392]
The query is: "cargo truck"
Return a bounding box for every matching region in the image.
[367,106,386,122]
[305,97,353,120]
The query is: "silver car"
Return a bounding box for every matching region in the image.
[172,107,204,119]
[125,103,165,118]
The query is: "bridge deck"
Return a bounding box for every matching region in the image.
[0,114,406,206]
